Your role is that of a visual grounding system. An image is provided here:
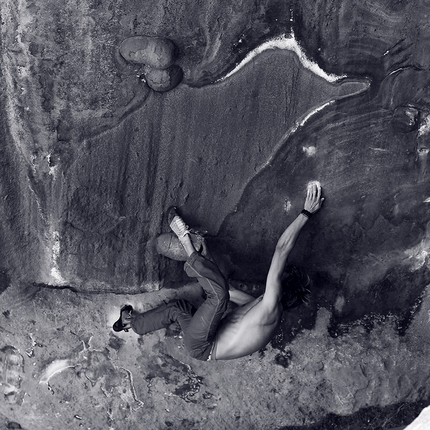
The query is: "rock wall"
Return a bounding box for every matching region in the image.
[1,0,430,429]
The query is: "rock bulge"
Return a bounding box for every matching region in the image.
[119,35,183,92]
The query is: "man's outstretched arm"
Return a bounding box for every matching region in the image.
[264,182,324,306]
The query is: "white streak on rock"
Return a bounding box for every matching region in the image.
[1,0,36,165]
[219,32,346,83]
[404,232,430,271]
[369,147,390,152]
[412,250,429,271]
[50,231,66,284]
[418,114,430,136]
[424,197,430,203]
[291,101,334,134]
[39,359,74,384]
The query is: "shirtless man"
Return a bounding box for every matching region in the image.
[113,182,324,361]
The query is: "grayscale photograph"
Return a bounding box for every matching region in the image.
[0,1,429,429]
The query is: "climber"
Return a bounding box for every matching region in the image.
[113,182,324,361]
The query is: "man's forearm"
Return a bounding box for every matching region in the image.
[275,212,308,256]
[266,211,309,286]
[267,182,323,285]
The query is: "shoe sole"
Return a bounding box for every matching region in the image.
[113,305,133,332]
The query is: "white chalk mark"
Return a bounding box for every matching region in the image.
[218,32,346,83]
[404,228,430,271]
[424,198,430,203]
[283,199,292,213]
[303,146,317,156]
[48,153,59,177]
[307,180,321,191]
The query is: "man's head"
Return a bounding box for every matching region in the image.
[281,266,311,310]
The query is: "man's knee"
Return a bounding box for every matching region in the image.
[204,279,229,305]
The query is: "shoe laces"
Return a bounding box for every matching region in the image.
[173,216,189,236]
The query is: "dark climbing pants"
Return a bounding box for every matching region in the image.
[130,252,229,360]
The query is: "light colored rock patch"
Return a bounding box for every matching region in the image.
[303,145,317,156]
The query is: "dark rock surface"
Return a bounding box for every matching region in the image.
[1,0,430,428]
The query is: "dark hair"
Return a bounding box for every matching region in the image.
[281,266,311,310]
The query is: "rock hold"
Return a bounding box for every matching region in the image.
[144,65,183,92]
[119,35,178,69]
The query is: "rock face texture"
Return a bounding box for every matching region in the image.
[1,0,430,429]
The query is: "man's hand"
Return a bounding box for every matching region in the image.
[304,181,324,214]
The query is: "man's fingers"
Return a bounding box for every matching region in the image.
[306,181,323,209]
[316,183,321,201]
[311,183,318,201]
[308,182,315,200]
